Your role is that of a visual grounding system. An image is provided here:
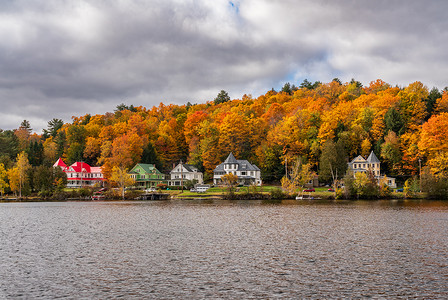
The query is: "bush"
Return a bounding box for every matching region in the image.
[421,168,448,199]
[38,190,52,199]
[270,188,288,200]
[404,177,420,198]
[78,188,93,198]
[125,189,141,200]
[51,190,70,201]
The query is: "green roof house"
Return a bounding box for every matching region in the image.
[128,163,167,189]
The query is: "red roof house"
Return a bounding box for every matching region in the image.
[54,158,104,188]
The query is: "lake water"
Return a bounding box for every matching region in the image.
[1,199,447,299]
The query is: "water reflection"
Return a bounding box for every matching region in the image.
[0,200,447,298]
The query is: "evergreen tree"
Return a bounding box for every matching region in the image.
[214,90,230,105]
[43,118,64,139]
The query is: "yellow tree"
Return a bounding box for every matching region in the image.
[221,173,238,193]
[0,163,8,197]
[43,137,58,165]
[281,158,313,195]
[109,166,135,200]
[435,91,448,113]
[7,167,19,197]
[398,81,428,129]
[218,112,250,158]
[16,151,31,198]
[361,138,372,158]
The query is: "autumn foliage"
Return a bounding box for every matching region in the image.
[2,80,448,185]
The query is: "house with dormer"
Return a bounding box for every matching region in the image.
[128,163,167,189]
[53,158,104,188]
[348,151,396,188]
[169,161,203,187]
[213,153,262,186]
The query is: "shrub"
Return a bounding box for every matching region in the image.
[270,188,287,200]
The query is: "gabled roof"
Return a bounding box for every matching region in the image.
[53,158,67,168]
[349,155,366,164]
[70,162,91,173]
[214,154,260,172]
[367,151,380,164]
[131,163,162,174]
[170,163,200,174]
[224,153,238,164]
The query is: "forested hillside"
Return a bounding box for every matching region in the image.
[1,79,447,184]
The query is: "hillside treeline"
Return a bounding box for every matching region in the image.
[1,79,448,186]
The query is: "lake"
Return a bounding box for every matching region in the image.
[1,199,447,299]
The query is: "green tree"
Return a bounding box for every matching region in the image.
[0,130,19,159]
[141,142,162,170]
[319,140,347,185]
[20,120,32,133]
[43,118,64,139]
[33,165,53,194]
[26,141,44,166]
[384,108,404,135]
[281,82,297,95]
[32,165,67,196]
[426,87,442,118]
[214,90,230,105]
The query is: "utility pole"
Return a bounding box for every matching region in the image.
[419,158,422,193]
[80,161,83,188]
[180,160,183,193]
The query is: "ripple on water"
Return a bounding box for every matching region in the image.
[0,200,447,298]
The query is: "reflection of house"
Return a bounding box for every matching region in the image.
[128,163,167,189]
[213,153,262,186]
[168,161,203,187]
[348,151,396,188]
[53,158,104,188]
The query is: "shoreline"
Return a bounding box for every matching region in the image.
[0,193,441,203]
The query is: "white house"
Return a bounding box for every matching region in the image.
[169,161,204,187]
[213,153,262,186]
[347,151,396,188]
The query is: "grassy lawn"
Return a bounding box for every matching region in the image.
[173,185,285,198]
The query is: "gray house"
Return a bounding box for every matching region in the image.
[213,153,262,186]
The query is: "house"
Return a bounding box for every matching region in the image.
[128,163,167,189]
[53,158,104,188]
[305,175,320,188]
[347,151,396,188]
[169,161,203,187]
[213,153,262,186]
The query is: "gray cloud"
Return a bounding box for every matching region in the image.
[0,0,447,132]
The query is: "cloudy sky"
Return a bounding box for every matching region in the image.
[1,0,447,132]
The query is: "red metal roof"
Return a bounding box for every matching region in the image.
[69,162,91,173]
[53,158,67,168]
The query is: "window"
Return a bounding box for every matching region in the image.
[241,172,246,176]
